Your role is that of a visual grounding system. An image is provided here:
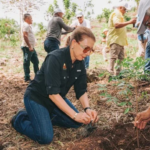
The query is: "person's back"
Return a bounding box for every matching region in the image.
[44,8,75,53]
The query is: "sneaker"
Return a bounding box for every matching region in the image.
[10,108,26,127]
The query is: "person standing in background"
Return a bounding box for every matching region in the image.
[44,8,75,53]
[71,11,91,69]
[21,13,39,83]
[107,2,136,76]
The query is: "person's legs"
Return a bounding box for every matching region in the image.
[44,39,60,53]
[21,47,32,81]
[116,45,124,76]
[84,56,90,69]
[108,43,119,75]
[145,42,150,72]
[102,46,108,61]
[12,96,53,144]
[137,40,147,58]
[31,49,39,74]
[51,98,82,128]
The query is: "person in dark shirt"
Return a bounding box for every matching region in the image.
[44,8,75,53]
[11,26,98,144]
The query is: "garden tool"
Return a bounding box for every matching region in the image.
[80,121,97,137]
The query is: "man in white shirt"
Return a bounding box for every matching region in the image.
[71,11,91,69]
[21,13,39,82]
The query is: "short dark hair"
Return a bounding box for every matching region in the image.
[69,26,96,45]
[23,13,31,21]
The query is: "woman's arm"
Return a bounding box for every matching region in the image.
[79,93,98,123]
[49,94,91,124]
[49,94,76,118]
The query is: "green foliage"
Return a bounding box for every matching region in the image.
[63,0,70,10]
[97,14,103,22]
[71,2,78,13]
[0,18,19,45]
[46,0,78,24]
[53,0,58,8]
[0,18,19,39]
[135,0,140,6]
[120,57,149,81]
[47,4,54,16]
[36,22,46,37]
[124,14,131,21]
[102,8,113,23]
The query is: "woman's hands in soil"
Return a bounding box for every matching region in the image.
[134,107,150,130]
[85,109,98,124]
[75,112,91,124]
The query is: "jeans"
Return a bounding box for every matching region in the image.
[84,56,90,69]
[44,38,60,53]
[145,42,150,72]
[21,47,39,81]
[12,96,81,144]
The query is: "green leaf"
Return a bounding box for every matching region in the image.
[118,102,127,106]
[128,102,132,106]
[124,108,130,114]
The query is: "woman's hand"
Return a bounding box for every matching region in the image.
[85,109,98,124]
[134,107,150,129]
[75,112,91,124]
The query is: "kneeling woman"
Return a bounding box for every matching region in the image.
[11,26,98,144]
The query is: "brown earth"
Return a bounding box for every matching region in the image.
[1,70,150,150]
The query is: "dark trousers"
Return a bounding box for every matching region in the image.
[12,96,81,144]
[44,38,60,53]
[21,47,39,81]
[145,42,150,72]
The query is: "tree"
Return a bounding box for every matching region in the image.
[63,0,70,10]
[0,0,46,44]
[36,22,47,38]
[46,0,79,24]
[53,0,58,8]
[102,8,113,23]
[83,0,94,19]
[97,14,103,22]
[0,18,19,45]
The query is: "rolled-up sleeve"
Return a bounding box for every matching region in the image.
[44,55,61,95]
[74,62,87,99]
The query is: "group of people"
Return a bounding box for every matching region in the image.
[10,0,150,145]
[21,8,92,83]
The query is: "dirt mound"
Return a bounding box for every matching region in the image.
[66,123,150,150]
[86,68,108,83]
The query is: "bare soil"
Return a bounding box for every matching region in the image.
[1,71,150,150]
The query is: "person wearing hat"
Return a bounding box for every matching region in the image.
[107,2,136,76]
[101,28,109,61]
[71,11,91,69]
[134,0,150,130]
[44,8,75,53]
